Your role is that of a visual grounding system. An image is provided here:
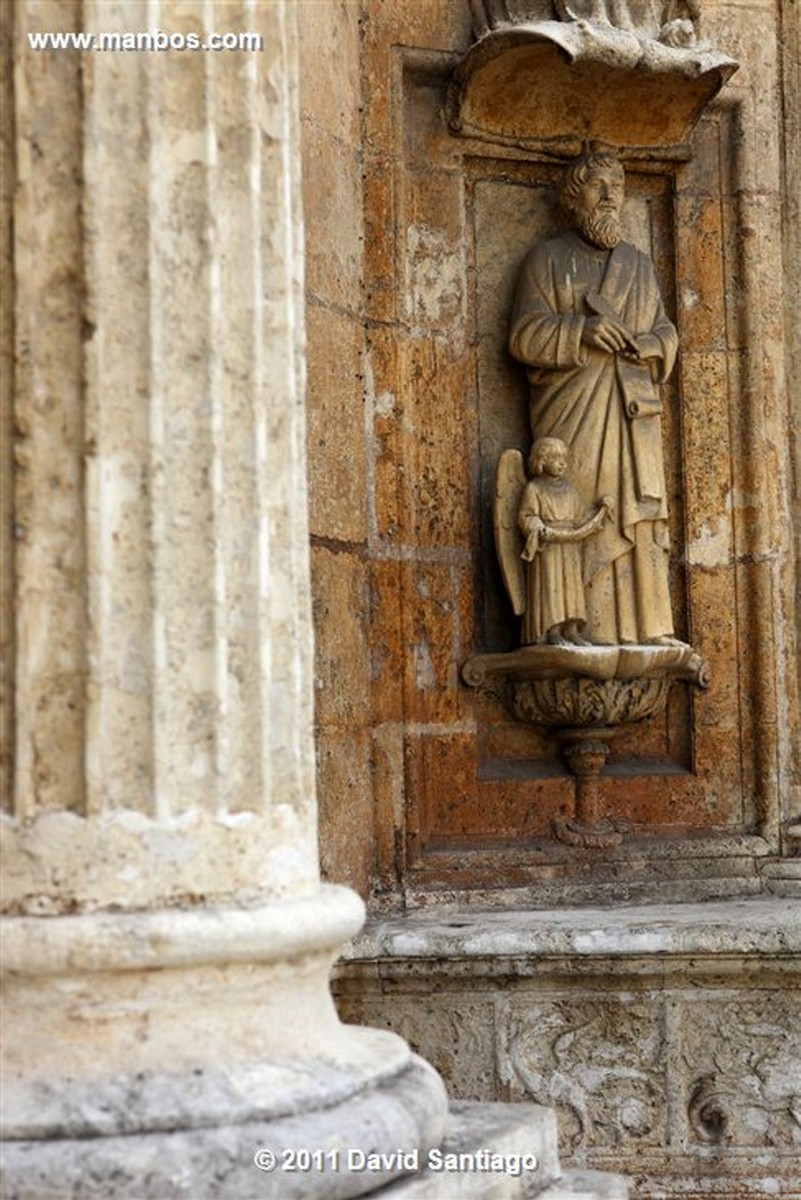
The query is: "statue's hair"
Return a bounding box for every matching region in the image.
[559,150,624,217]
[529,436,568,475]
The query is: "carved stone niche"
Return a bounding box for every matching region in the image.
[458,9,731,849]
[462,143,712,848]
[451,1,738,157]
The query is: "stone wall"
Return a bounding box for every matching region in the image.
[303,0,801,906]
[300,3,801,1196]
[298,1,374,899]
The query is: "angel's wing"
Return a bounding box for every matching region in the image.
[493,449,527,617]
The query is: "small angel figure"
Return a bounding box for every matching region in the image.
[494,437,613,647]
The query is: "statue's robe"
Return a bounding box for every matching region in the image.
[518,477,587,645]
[509,231,678,644]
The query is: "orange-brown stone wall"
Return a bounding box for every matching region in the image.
[299,2,373,898]
[300,0,800,906]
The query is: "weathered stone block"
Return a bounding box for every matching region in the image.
[306,303,368,544]
[311,545,371,731]
[317,729,374,898]
[403,169,466,335]
[396,339,473,549]
[298,0,361,146]
[679,994,801,1150]
[338,995,498,1104]
[364,158,399,324]
[301,119,362,312]
[674,194,727,353]
[405,732,479,854]
[499,997,668,1150]
[370,559,408,726]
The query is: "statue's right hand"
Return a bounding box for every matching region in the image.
[581,315,631,355]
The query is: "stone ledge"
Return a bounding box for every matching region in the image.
[343,897,801,965]
[333,898,800,1198]
[760,859,801,898]
[583,1150,801,1196]
[539,1173,630,1200]
[371,1102,627,1199]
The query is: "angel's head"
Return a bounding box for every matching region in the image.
[528,437,569,479]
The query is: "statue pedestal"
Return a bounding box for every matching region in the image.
[555,731,623,849]
[463,644,708,847]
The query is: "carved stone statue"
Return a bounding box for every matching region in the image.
[470,0,701,45]
[456,40,720,847]
[495,437,612,646]
[508,149,680,646]
[555,0,700,46]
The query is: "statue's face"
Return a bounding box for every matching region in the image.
[540,444,568,478]
[573,166,625,224]
[572,165,625,250]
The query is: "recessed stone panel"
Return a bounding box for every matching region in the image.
[499,996,668,1150]
[678,994,801,1149]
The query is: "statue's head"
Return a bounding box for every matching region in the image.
[559,150,625,250]
[529,437,569,479]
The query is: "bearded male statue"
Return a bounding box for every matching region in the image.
[509,150,681,646]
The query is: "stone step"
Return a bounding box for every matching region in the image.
[540,1169,630,1199]
[372,1102,627,1199]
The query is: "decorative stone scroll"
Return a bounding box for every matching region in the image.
[452,1,738,155]
[463,148,709,848]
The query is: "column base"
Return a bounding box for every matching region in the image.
[1,1056,447,1200]
[1,888,449,1199]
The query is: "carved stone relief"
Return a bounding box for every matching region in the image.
[681,999,801,1148]
[507,152,679,648]
[471,0,703,46]
[337,996,498,1104]
[500,993,801,1155]
[503,999,667,1149]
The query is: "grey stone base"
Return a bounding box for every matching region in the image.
[0,1085,628,1200]
[335,898,801,1199]
[0,1056,447,1200]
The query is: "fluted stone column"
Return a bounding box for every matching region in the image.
[0,3,446,1196]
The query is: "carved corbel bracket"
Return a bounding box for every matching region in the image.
[448,18,738,157]
[462,644,709,848]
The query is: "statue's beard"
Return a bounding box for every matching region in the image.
[577,210,622,250]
